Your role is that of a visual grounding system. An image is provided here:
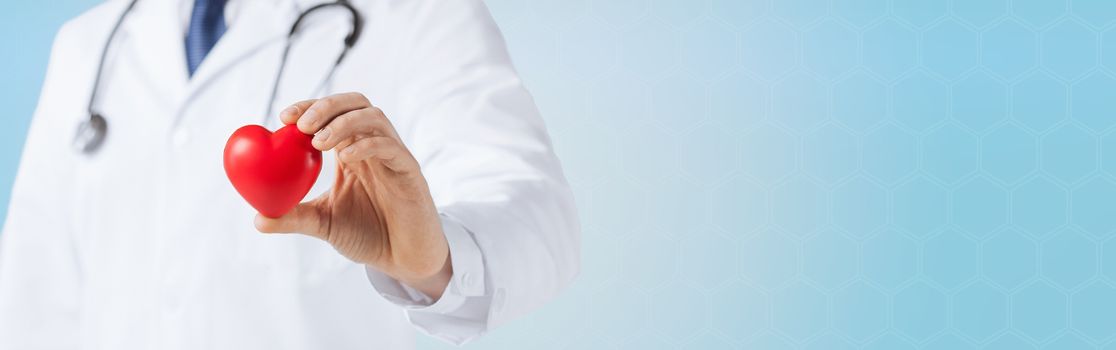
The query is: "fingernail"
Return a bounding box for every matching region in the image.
[301,111,316,125]
[343,146,356,155]
[314,128,330,143]
[281,106,296,117]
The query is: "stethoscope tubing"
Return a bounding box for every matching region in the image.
[75,0,362,155]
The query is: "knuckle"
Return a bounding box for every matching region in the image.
[367,106,386,119]
[367,118,388,132]
[348,92,370,103]
[377,137,399,149]
[354,140,380,157]
[329,114,353,131]
[315,98,336,112]
[381,137,402,149]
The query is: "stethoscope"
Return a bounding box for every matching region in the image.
[73,0,363,155]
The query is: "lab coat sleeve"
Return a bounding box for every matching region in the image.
[362,0,580,345]
[0,19,86,349]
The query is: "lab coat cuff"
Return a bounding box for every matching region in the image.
[365,214,486,313]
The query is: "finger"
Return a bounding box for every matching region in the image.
[278,99,317,125]
[296,92,371,135]
[310,107,398,151]
[253,202,327,239]
[338,136,420,173]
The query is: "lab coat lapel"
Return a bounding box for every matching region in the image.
[127,0,189,111]
[179,0,292,120]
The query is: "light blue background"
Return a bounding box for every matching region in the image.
[4,0,1116,349]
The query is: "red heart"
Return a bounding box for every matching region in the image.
[223,124,323,218]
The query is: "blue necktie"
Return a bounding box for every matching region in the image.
[185,0,228,76]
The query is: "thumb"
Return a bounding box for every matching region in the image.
[254,202,326,239]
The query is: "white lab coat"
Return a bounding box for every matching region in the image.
[0,0,579,348]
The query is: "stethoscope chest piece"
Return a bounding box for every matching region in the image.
[74,113,108,154]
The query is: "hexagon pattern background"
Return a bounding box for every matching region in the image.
[4,0,1116,349]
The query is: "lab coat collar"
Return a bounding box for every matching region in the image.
[126,0,190,112]
[180,0,296,122]
[126,0,331,126]
[184,0,333,88]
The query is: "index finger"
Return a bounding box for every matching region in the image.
[295,92,372,135]
[278,99,318,126]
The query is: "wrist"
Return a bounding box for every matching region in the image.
[397,252,453,300]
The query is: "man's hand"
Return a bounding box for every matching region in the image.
[254,92,452,300]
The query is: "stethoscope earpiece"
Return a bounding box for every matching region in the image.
[74,113,108,154]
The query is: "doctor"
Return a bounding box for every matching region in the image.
[0,0,579,348]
